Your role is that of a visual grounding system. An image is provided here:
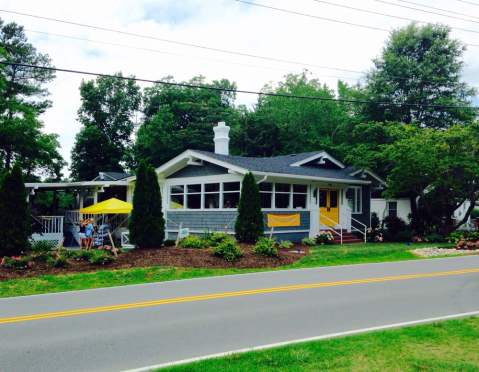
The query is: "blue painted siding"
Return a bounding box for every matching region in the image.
[166,209,310,242]
[270,232,308,242]
[166,211,237,232]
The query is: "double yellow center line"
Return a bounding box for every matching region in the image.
[1,267,479,325]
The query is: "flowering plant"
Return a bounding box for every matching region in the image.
[316,231,334,245]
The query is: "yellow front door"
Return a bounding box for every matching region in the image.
[319,189,339,227]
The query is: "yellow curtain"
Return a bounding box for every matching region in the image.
[267,213,301,227]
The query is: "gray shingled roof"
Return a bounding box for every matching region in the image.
[93,172,131,181]
[194,150,366,183]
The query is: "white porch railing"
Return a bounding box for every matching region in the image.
[351,216,367,243]
[319,214,343,245]
[37,216,64,234]
[31,216,64,246]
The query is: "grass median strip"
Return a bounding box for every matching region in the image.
[158,316,479,371]
[1,267,479,325]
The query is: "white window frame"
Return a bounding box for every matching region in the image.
[203,182,220,209]
[167,177,241,211]
[261,183,308,211]
[222,181,241,209]
[347,186,362,214]
[387,200,398,217]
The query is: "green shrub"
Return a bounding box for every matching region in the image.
[316,231,334,245]
[235,172,264,243]
[1,256,32,269]
[179,235,208,249]
[448,231,479,244]
[30,240,56,255]
[163,239,176,247]
[424,233,446,243]
[383,216,409,241]
[278,240,293,249]
[301,237,316,246]
[471,208,479,219]
[71,249,94,261]
[0,165,31,257]
[253,237,279,257]
[207,232,232,247]
[212,239,243,262]
[47,254,68,268]
[88,250,114,265]
[129,161,165,248]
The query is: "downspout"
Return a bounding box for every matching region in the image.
[257,175,268,184]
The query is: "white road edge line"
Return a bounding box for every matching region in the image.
[121,310,479,372]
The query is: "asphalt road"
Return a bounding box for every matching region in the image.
[1,256,479,372]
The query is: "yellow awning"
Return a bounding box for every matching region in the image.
[267,213,301,227]
[80,198,133,214]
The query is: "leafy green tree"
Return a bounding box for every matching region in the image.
[129,161,165,248]
[0,20,64,178]
[382,123,479,234]
[231,111,281,156]
[235,172,264,243]
[0,164,31,256]
[71,73,141,180]
[134,77,239,167]
[255,72,351,156]
[363,23,476,128]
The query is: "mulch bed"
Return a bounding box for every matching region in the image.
[0,244,309,281]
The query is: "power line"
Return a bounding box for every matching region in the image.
[454,0,479,6]
[396,0,479,21]
[24,29,361,82]
[312,0,479,25]
[1,61,478,110]
[375,0,479,30]
[236,0,479,43]
[0,9,368,74]
[3,9,479,88]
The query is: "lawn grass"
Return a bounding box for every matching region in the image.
[159,316,479,371]
[0,242,448,298]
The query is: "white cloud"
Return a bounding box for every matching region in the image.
[0,0,477,176]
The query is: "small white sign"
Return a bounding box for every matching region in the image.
[178,228,190,240]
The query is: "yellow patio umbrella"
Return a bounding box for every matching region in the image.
[80,198,132,214]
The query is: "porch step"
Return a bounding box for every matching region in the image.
[332,232,364,244]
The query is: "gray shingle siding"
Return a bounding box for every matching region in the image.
[166,211,237,231]
[166,210,310,243]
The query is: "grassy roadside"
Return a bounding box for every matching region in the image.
[159,316,479,371]
[0,242,449,298]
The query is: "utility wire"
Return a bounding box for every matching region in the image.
[312,0,479,25]
[1,61,478,110]
[0,9,369,74]
[396,0,479,21]
[454,0,479,6]
[4,9,479,87]
[24,29,361,81]
[375,0,479,30]
[236,0,479,42]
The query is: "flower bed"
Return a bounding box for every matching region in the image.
[0,244,308,281]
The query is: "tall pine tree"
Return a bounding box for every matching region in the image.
[129,161,165,248]
[0,164,31,256]
[235,172,264,243]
